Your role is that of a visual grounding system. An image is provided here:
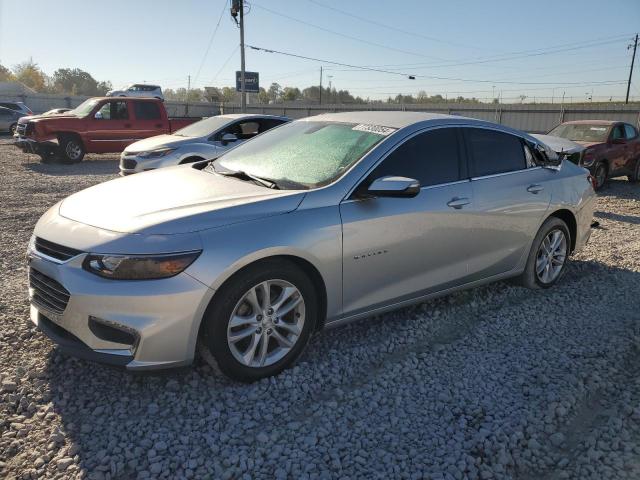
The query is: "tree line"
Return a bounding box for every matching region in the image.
[1,60,483,105]
[0,60,112,96]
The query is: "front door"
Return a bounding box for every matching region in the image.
[463,127,552,279]
[86,100,133,152]
[340,127,475,317]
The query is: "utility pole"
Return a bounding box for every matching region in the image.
[319,66,323,105]
[239,0,246,112]
[186,75,191,116]
[626,34,638,105]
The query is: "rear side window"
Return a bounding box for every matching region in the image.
[624,124,638,139]
[466,128,526,177]
[370,128,461,187]
[0,103,18,110]
[611,125,625,140]
[134,102,161,120]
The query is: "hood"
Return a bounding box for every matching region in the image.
[124,134,202,153]
[20,113,78,124]
[58,165,305,235]
[531,134,585,155]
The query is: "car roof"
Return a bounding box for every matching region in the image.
[130,84,160,88]
[562,119,618,126]
[94,96,160,102]
[217,113,291,121]
[301,110,480,129]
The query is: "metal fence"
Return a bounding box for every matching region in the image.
[2,92,639,133]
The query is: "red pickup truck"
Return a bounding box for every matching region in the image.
[14,97,200,163]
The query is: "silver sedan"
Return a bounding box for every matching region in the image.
[28,112,595,381]
[119,114,290,175]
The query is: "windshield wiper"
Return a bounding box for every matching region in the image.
[211,164,280,189]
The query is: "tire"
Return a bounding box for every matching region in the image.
[202,259,318,382]
[628,158,640,183]
[9,123,17,136]
[519,217,571,289]
[593,161,608,190]
[59,136,85,164]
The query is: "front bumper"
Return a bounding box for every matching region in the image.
[28,250,214,370]
[14,136,58,155]
[119,152,181,175]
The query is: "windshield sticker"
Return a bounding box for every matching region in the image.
[589,127,607,131]
[352,124,397,136]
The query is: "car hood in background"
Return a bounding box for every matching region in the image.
[124,134,206,153]
[59,166,305,235]
[531,134,585,154]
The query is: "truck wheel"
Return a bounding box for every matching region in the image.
[628,159,640,183]
[59,136,85,164]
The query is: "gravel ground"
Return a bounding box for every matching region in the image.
[1,139,639,480]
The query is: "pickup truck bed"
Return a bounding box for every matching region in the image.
[14,97,201,163]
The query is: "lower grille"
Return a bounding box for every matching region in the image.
[16,123,26,136]
[35,237,82,262]
[121,158,137,169]
[29,268,70,315]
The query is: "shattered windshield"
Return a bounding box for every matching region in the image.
[214,121,392,189]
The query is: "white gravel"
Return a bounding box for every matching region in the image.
[1,140,640,480]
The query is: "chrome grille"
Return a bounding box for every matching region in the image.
[16,123,27,136]
[29,268,70,315]
[35,237,82,262]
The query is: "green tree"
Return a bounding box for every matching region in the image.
[257,87,270,104]
[52,68,103,95]
[0,64,14,82]
[268,82,282,102]
[13,60,47,92]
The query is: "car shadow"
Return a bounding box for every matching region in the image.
[39,257,640,478]
[597,178,640,200]
[594,210,640,225]
[23,158,120,177]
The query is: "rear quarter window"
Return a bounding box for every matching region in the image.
[133,101,161,120]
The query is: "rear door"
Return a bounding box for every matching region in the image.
[340,127,475,316]
[131,101,167,139]
[464,127,552,279]
[86,100,133,152]
[608,124,628,176]
[623,123,640,173]
[0,109,12,131]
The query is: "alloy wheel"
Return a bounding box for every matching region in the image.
[595,164,607,189]
[227,279,305,368]
[535,229,567,284]
[66,141,82,160]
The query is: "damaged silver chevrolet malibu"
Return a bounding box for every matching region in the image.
[27,111,596,381]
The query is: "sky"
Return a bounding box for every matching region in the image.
[0,0,639,103]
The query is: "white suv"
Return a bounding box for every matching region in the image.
[107,84,163,100]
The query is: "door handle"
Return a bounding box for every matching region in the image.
[527,184,544,194]
[447,197,470,209]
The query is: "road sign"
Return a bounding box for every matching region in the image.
[236,71,259,93]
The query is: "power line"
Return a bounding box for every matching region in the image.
[192,0,229,87]
[251,2,444,61]
[305,0,489,52]
[210,45,240,84]
[247,44,627,86]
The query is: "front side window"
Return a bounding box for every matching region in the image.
[369,128,461,187]
[611,125,625,140]
[624,124,638,139]
[96,101,129,120]
[134,101,161,120]
[466,128,526,177]
[214,121,390,189]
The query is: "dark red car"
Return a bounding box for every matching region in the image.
[547,120,640,189]
[14,97,200,164]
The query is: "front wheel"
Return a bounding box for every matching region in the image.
[203,260,318,382]
[519,217,570,289]
[59,136,85,164]
[593,162,608,190]
[9,123,17,136]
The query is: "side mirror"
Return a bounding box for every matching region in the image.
[94,111,103,120]
[220,133,238,145]
[366,176,420,198]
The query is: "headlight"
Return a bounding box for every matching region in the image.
[137,148,176,159]
[83,251,201,280]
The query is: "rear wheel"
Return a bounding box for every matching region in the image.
[202,259,318,382]
[59,136,85,164]
[9,123,17,135]
[593,161,608,190]
[519,217,570,289]
[628,158,640,183]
